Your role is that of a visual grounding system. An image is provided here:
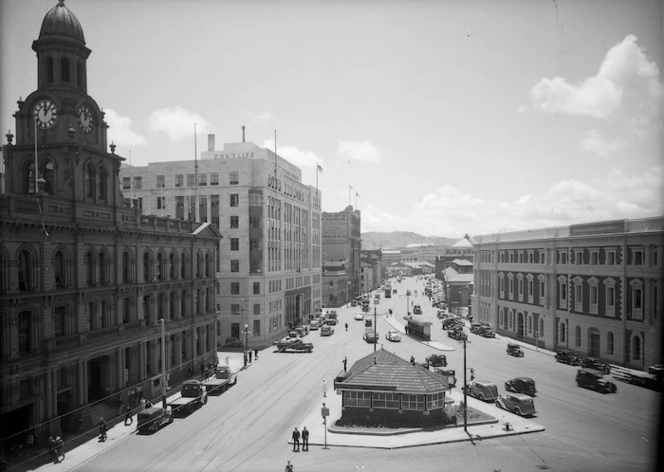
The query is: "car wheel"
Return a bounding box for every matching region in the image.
[514,407,522,416]
[478,393,485,401]
[495,400,502,409]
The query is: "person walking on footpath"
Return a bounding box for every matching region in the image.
[291,427,300,452]
[343,356,347,372]
[254,348,259,360]
[55,436,64,462]
[301,427,309,451]
[249,350,253,363]
[285,459,294,472]
[124,404,133,426]
[48,436,57,463]
[140,394,146,410]
[99,417,107,442]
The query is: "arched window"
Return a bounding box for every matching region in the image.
[46,57,54,82]
[143,251,152,282]
[98,167,107,201]
[169,291,176,320]
[53,306,66,337]
[205,253,211,277]
[18,249,33,292]
[527,315,532,334]
[170,252,176,280]
[54,249,66,288]
[181,290,188,318]
[61,57,70,82]
[43,161,57,195]
[86,251,95,286]
[143,295,153,326]
[181,251,187,279]
[157,253,164,281]
[197,252,204,277]
[575,326,581,347]
[25,161,36,195]
[539,318,544,338]
[607,331,614,355]
[123,251,132,283]
[99,251,107,285]
[559,322,566,343]
[633,336,641,360]
[86,163,96,198]
[158,293,165,320]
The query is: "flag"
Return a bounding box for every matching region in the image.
[349,184,353,190]
[356,192,360,198]
[316,163,323,173]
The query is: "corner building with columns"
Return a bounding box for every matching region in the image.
[0,1,221,447]
[471,217,663,370]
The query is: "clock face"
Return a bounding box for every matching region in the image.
[77,104,94,134]
[33,99,58,129]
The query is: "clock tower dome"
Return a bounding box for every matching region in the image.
[4,0,122,206]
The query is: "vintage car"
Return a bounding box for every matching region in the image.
[137,406,173,433]
[581,357,611,374]
[478,327,496,338]
[576,368,617,393]
[505,377,537,396]
[555,350,582,366]
[354,312,364,321]
[463,381,499,402]
[425,354,447,367]
[276,339,313,352]
[385,330,401,342]
[309,319,320,330]
[363,329,378,344]
[320,325,334,336]
[295,326,309,337]
[442,318,464,330]
[448,328,467,341]
[495,393,537,417]
[506,343,524,357]
[434,368,457,387]
[470,322,491,334]
[374,298,379,305]
[413,305,422,314]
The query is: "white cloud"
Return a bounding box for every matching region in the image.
[581,129,626,156]
[530,35,662,124]
[253,111,275,123]
[517,105,526,113]
[104,109,148,147]
[361,167,662,237]
[261,140,322,169]
[337,140,381,163]
[147,106,212,142]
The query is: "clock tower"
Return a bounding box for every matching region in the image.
[4,0,122,206]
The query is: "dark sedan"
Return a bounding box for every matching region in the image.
[505,377,537,396]
[555,350,582,366]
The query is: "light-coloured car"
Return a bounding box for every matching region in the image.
[354,312,364,321]
[495,393,537,417]
[320,325,334,336]
[386,330,401,342]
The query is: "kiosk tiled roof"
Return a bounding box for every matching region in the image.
[338,349,449,394]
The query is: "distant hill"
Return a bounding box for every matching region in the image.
[361,231,460,250]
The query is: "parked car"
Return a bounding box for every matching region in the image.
[470,322,491,334]
[463,381,499,402]
[385,330,401,342]
[555,350,582,366]
[426,354,447,367]
[495,393,537,417]
[413,305,422,314]
[505,377,537,396]
[434,368,457,387]
[576,368,617,393]
[320,325,334,336]
[506,343,524,357]
[136,406,173,433]
[295,326,309,337]
[325,317,338,326]
[478,327,495,338]
[354,312,364,321]
[363,329,378,343]
[309,319,320,330]
[442,318,463,330]
[448,328,467,341]
[581,357,611,374]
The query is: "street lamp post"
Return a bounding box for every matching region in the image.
[244,323,249,367]
[160,318,167,409]
[406,290,411,316]
[373,306,377,353]
[462,336,468,434]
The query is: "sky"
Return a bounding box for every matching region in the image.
[1,0,662,238]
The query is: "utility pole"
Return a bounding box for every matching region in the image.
[463,336,468,433]
[160,318,167,409]
[373,306,377,353]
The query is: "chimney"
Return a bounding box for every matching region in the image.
[207,134,215,152]
[242,125,245,143]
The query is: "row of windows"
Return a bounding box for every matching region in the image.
[7,245,214,293]
[488,246,657,267]
[342,391,445,411]
[122,172,240,190]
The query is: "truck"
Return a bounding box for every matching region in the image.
[202,365,237,395]
[136,406,173,433]
[168,380,208,415]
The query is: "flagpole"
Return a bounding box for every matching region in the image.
[194,123,199,222]
[34,117,38,195]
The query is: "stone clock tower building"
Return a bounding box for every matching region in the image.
[0,1,222,454]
